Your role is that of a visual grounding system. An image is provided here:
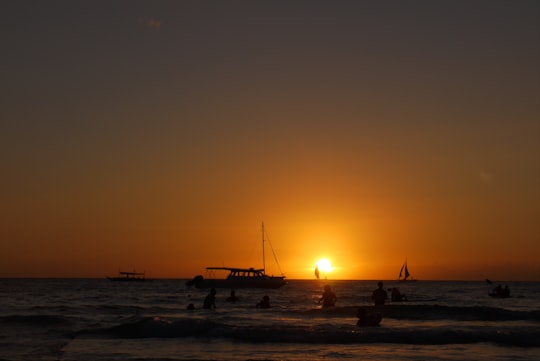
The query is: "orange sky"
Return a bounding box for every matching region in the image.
[1,1,539,280]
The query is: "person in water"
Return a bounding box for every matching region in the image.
[356,307,382,326]
[372,281,388,306]
[491,284,511,297]
[319,284,337,307]
[256,295,271,308]
[226,290,239,302]
[203,288,216,309]
[391,287,407,302]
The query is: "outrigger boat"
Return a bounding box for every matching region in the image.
[186,223,286,289]
[107,271,146,282]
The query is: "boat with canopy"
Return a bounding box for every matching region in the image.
[186,223,286,289]
[107,271,146,282]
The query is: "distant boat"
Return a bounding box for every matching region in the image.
[186,223,286,289]
[107,271,146,282]
[486,279,511,298]
[398,259,417,282]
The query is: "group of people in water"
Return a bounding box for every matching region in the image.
[188,288,273,310]
[189,281,405,327]
[490,284,511,298]
[360,281,406,325]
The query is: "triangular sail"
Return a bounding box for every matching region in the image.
[404,264,410,279]
[315,266,320,279]
[399,259,412,281]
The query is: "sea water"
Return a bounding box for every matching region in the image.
[0,279,538,361]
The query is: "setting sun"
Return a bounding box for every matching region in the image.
[315,258,333,273]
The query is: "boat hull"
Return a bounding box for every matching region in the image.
[107,277,146,282]
[192,277,286,289]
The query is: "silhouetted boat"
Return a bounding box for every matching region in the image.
[187,267,286,289]
[186,223,286,289]
[486,280,511,298]
[107,271,146,282]
[398,259,417,282]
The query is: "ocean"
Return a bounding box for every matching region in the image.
[0,279,538,361]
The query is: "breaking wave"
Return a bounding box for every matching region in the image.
[79,309,540,348]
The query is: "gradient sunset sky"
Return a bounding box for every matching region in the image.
[1,1,539,280]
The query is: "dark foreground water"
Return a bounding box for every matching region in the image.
[0,279,539,360]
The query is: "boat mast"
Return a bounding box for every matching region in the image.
[262,222,266,273]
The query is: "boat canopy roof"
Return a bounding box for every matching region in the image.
[206,267,264,272]
[119,271,145,275]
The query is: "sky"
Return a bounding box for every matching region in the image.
[1,1,539,281]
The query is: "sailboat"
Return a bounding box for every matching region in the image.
[398,259,417,282]
[186,223,287,289]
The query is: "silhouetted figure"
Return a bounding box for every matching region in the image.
[203,288,216,309]
[319,284,337,307]
[490,284,511,298]
[356,307,382,326]
[256,295,271,308]
[391,287,407,302]
[372,281,388,306]
[226,290,239,302]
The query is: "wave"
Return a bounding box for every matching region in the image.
[80,316,540,348]
[300,305,540,321]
